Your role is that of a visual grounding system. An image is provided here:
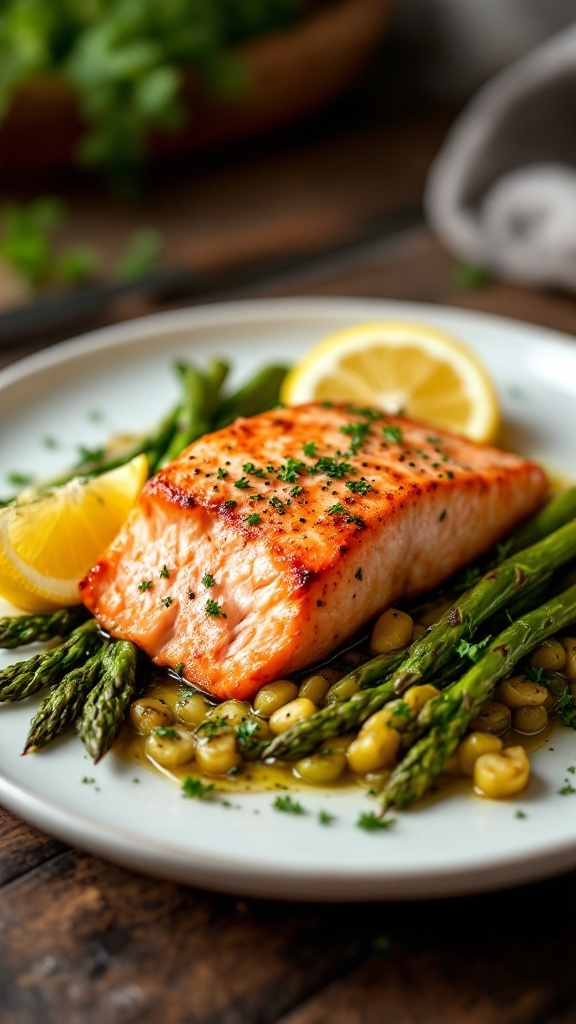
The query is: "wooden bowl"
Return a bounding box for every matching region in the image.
[0,0,392,173]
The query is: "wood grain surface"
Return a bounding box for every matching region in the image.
[1,89,576,1023]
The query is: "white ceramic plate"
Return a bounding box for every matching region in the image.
[1,297,576,901]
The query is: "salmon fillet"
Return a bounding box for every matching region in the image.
[80,404,547,700]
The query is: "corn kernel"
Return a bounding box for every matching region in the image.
[457,731,503,775]
[346,725,400,775]
[474,746,530,799]
[370,607,414,655]
[269,697,317,735]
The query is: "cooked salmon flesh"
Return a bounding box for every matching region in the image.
[80,403,547,699]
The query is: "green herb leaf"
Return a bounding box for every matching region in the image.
[154,726,178,739]
[273,795,305,814]
[455,636,493,663]
[245,513,262,526]
[205,598,226,618]
[356,812,397,832]
[182,777,216,800]
[382,425,403,444]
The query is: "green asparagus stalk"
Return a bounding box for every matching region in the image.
[158,360,229,467]
[263,518,576,761]
[23,642,111,752]
[77,640,138,762]
[213,366,288,428]
[382,579,576,810]
[0,606,89,649]
[0,620,103,703]
[0,602,89,651]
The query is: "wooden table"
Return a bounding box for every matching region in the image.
[1,95,576,1023]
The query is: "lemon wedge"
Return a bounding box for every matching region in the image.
[0,454,148,612]
[281,321,500,443]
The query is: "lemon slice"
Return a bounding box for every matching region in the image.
[281,321,499,442]
[0,454,148,612]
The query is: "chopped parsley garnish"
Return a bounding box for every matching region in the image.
[273,795,305,814]
[277,458,305,483]
[195,717,228,738]
[346,405,382,421]
[236,720,262,751]
[496,540,514,562]
[356,812,397,832]
[182,777,215,800]
[77,444,105,462]
[269,496,286,514]
[159,565,170,579]
[558,781,576,796]
[560,699,576,730]
[202,573,216,588]
[43,436,58,449]
[314,456,354,479]
[205,598,226,618]
[382,425,403,444]
[245,513,262,526]
[243,461,266,478]
[460,566,482,589]
[340,420,371,454]
[234,477,251,489]
[455,636,493,663]
[328,503,347,515]
[6,471,33,486]
[438,509,447,522]
[302,441,317,457]
[523,665,545,684]
[318,810,335,826]
[154,726,179,739]
[217,467,228,480]
[290,484,303,497]
[223,499,238,508]
[346,514,366,529]
[237,719,260,740]
[161,596,173,608]
[355,567,363,581]
[427,435,443,445]
[515,809,527,819]
[174,662,185,676]
[138,580,152,592]
[346,479,371,495]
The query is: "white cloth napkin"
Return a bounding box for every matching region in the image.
[425,24,576,291]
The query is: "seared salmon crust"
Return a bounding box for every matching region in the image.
[80,404,547,700]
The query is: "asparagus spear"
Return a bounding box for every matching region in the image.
[263,518,576,761]
[23,643,110,752]
[77,640,138,762]
[158,360,229,467]
[0,606,89,649]
[0,620,103,703]
[213,366,288,428]
[383,579,576,810]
